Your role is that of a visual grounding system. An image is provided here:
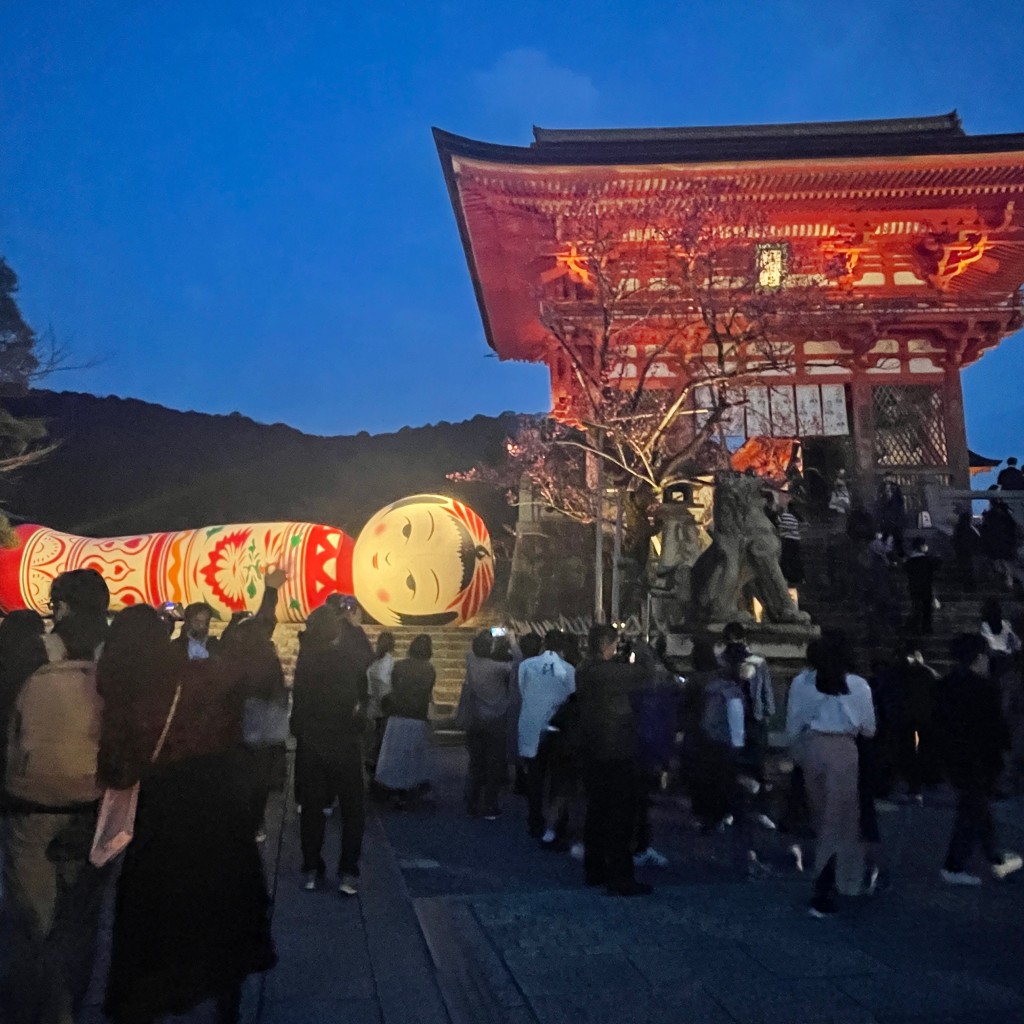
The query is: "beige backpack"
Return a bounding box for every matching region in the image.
[5,633,103,807]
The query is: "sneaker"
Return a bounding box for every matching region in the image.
[569,842,585,862]
[483,809,501,821]
[864,864,880,896]
[808,902,838,919]
[633,847,669,868]
[737,775,761,795]
[301,871,321,892]
[941,869,982,886]
[338,875,359,896]
[991,852,1023,880]
[754,813,777,831]
[789,843,805,873]
[255,829,268,844]
[541,828,557,843]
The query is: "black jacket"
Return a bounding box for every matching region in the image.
[903,552,938,598]
[290,622,371,751]
[934,667,1009,789]
[387,658,436,720]
[576,658,646,762]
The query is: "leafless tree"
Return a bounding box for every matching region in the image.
[455,181,840,537]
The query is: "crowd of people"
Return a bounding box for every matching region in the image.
[2,466,1024,1021]
[449,610,1024,918]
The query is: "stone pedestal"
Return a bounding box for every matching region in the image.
[664,621,820,662]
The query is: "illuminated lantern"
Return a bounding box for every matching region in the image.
[0,494,494,625]
[351,494,494,626]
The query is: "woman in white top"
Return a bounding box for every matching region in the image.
[786,631,876,918]
[980,598,1021,685]
[365,631,395,769]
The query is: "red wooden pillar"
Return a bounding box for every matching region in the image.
[849,377,876,504]
[942,366,970,489]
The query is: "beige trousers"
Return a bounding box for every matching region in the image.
[802,732,865,896]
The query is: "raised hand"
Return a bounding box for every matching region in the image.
[264,564,288,589]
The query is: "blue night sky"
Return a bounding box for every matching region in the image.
[2,2,1023,454]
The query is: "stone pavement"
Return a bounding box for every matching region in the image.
[75,744,1024,1024]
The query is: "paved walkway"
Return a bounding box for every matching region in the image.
[78,745,1024,1024]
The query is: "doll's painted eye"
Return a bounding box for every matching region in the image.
[402,519,412,540]
[406,573,416,594]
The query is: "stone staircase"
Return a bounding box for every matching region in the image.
[796,520,1024,675]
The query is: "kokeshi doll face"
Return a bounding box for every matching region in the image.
[352,494,493,626]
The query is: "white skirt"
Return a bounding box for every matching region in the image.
[374,717,430,791]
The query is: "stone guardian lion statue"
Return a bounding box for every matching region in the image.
[690,472,810,625]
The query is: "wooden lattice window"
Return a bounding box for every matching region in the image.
[872,384,947,467]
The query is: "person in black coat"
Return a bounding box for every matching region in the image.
[935,633,1021,885]
[997,457,1024,491]
[290,598,371,895]
[952,511,982,593]
[576,625,650,897]
[981,497,1022,591]
[874,473,905,558]
[903,537,939,635]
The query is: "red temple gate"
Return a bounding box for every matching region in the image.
[436,113,1024,509]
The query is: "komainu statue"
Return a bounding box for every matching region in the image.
[649,504,707,631]
[690,472,810,625]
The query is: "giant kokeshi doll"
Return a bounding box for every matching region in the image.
[0,494,494,625]
[351,494,494,626]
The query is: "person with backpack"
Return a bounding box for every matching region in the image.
[1,568,111,1024]
[719,622,775,794]
[0,610,46,804]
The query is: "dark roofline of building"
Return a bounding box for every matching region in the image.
[433,114,1024,168]
[532,112,965,146]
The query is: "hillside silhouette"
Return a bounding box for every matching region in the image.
[0,391,520,546]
